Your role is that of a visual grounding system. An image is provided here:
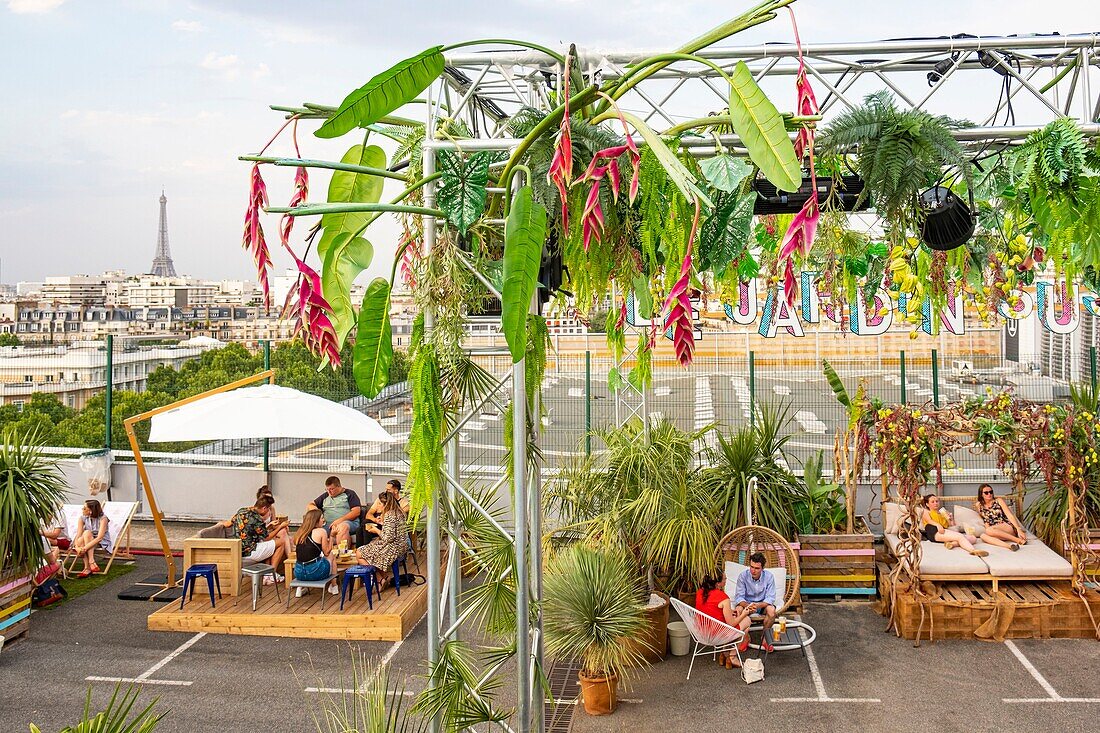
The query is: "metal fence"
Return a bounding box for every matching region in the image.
[3,333,1090,483]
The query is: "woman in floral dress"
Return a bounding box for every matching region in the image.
[355,493,408,588]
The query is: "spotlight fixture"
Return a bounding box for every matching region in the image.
[753,173,870,215]
[919,186,976,251]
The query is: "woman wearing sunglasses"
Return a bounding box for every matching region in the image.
[974,484,1027,550]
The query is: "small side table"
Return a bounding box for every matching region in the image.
[242,563,282,611]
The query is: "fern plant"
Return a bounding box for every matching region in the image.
[819,91,972,239]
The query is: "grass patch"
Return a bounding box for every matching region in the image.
[42,562,136,607]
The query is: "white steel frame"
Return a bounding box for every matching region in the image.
[420,31,1100,733]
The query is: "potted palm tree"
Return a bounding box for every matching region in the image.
[543,545,649,716]
[1,427,67,647]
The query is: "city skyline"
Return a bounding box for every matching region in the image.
[1,0,1095,285]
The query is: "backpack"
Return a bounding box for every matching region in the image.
[32,578,67,608]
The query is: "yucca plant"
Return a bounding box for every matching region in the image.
[307,652,426,733]
[30,685,164,733]
[1,426,68,575]
[543,546,649,681]
[701,402,807,540]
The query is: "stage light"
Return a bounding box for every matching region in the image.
[919,186,975,251]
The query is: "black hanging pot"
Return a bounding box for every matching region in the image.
[919,186,975,251]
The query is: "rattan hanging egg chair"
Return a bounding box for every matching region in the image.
[716,524,801,614]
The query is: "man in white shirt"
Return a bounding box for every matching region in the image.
[732,552,778,653]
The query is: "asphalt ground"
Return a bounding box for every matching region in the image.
[3,557,1098,733]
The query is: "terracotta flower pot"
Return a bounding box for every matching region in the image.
[578,671,618,715]
[626,591,669,663]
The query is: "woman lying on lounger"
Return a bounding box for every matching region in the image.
[920,494,987,557]
[974,484,1027,550]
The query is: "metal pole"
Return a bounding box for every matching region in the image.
[530,341,544,733]
[445,437,460,636]
[585,350,592,456]
[900,351,907,404]
[1091,346,1097,396]
[513,333,531,732]
[931,349,940,408]
[749,350,756,427]
[263,340,271,473]
[422,86,442,733]
[105,334,113,449]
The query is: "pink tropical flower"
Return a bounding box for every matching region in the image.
[777,187,820,307]
[282,250,341,367]
[577,97,642,251]
[243,163,273,307]
[580,180,605,252]
[788,8,819,161]
[399,224,420,288]
[280,166,309,246]
[547,54,574,230]
[662,199,702,366]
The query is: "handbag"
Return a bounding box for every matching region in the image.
[741,656,765,684]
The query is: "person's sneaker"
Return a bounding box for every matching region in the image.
[328,582,340,595]
[295,587,306,598]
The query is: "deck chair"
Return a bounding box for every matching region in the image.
[670,597,747,680]
[62,501,137,575]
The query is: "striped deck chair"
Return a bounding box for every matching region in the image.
[62,501,138,575]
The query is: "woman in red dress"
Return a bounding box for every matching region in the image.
[694,573,741,669]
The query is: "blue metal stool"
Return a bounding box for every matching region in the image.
[391,557,408,596]
[180,563,222,610]
[340,565,379,610]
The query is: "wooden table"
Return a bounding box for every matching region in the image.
[283,551,360,592]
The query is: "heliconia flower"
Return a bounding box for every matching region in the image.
[399,224,420,288]
[580,180,605,252]
[662,199,702,367]
[547,54,574,230]
[283,250,341,367]
[616,298,627,332]
[788,8,819,161]
[279,166,309,246]
[777,187,821,307]
[242,163,273,308]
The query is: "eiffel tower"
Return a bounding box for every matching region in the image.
[150,191,178,277]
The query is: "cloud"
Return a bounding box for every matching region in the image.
[172,19,205,33]
[199,51,270,83]
[7,0,64,12]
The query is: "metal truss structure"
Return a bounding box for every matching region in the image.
[420,32,1100,733]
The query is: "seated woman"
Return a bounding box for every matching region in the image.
[71,499,111,577]
[695,573,741,669]
[920,494,987,557]
[975,484,1027,549]
[291,509,336,598]
[355,493,409,590]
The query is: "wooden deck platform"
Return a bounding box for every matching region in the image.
[148,573,429,641]
[880,566,1100,641]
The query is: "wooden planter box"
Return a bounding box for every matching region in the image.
[796,517,876,599]
[1,568,33,646]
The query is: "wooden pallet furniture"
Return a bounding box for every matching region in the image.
[879,563,1100,640]
[796,517,876,598]
[182,524,255,597]
[0,570,32,646]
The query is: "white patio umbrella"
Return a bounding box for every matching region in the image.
[147,383,396,443]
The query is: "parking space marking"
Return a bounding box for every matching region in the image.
[303,610,424,694]
[772,629,880,704]
[1002,640,1100,704]
[87,632,205,687]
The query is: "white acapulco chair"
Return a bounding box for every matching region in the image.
[670,596,748,681]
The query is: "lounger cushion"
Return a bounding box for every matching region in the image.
[883,502,904,534]
[884,533,989,574]
[980,540,1072,577]
[952,505,985,535]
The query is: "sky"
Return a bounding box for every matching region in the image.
[0,0,1096,286]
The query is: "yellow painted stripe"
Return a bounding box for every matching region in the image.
[0,596,31,617]
[801,574,876,582]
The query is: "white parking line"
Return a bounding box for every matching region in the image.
[772,628,880,704]
[1002,640,1100,703]
[87,632,205,687]
[303,609,424,694]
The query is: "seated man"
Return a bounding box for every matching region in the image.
[307,476,362,549]
[222,495,289,582]
[732,552,778,653]
[362,478,410,543]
